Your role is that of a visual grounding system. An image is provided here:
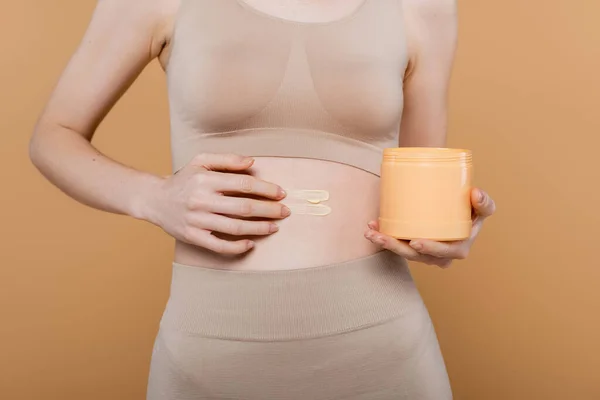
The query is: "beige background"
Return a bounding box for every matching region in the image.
[2,0,599,399]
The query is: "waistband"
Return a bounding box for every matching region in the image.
[160,251,423,341]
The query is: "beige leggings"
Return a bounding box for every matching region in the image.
[147,251,452,399]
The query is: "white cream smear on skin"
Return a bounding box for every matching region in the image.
[283,189,332,216]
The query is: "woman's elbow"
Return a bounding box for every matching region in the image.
[28,124,46,170]
[28,119,62,172]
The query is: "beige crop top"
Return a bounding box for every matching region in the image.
[167,0,408,176]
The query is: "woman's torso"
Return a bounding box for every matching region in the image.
[163,0,409,271]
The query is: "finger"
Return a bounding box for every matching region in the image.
[192,214,279,236]
[365,229,421,259]
[471,188,496,218]
[215,173,286,200]
[189,153,255,172]
[367,220,379,230]
[409,239,469,260]
[208,196,291,219]
[184,228,254,255]
[365,229,449,265]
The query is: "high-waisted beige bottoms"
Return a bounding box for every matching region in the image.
[147,251,452,400]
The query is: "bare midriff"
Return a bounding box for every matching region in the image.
[174,157,381,271]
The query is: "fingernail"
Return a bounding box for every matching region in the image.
[278,188,287,199]
[269,224,279,233]
[477,190,484,203]
[410,241,423,251]
[365,230,374,239]
[281,205,291,217]
[247,241,255,249]
[242,157,253,165]
[374,236,385,245]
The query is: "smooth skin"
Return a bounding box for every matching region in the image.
[29,0,495,267]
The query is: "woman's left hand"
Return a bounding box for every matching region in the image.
[365,188,496,268]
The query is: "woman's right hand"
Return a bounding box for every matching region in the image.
[144,153,289,255]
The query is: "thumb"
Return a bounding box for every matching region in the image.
[188,153,254,172]
[471,188,496,218]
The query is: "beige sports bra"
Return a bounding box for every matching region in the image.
[167,0,408,176]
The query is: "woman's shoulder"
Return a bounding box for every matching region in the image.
[401,0,457,57]
[90,0,180,58]
[402,0,457,28]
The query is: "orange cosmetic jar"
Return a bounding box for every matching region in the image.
[378,147,473,241]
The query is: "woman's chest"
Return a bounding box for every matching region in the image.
[167,0,408,135]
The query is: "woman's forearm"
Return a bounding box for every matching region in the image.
[29,123,162,222]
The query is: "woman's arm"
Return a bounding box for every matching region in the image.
[29,0,174,220]
[399,0,458,148]
[29,0,289,254]
[365,0,496,267]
